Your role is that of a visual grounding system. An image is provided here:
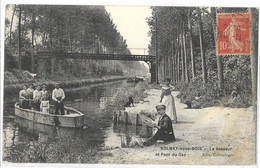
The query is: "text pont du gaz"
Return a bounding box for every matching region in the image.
[155,153,187,157]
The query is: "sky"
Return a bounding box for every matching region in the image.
[105,6,152,55]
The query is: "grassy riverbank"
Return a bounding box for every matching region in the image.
[4,138,112,163]
[4,69,129,89]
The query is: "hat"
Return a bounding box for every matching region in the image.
[156,105,166,110]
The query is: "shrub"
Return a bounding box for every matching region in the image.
[7,138,111,163]
[176,75,222,108]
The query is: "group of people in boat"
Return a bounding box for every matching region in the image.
[19,83,65,115]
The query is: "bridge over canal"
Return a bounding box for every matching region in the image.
[36,52,157,83]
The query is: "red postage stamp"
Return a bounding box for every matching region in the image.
[217,13,251,55]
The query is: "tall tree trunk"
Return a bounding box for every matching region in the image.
[175,21,180,83]
[188,8,196,79]
[18,5,22,70]
[42,32,46,50]
[211,7,224,91]
[174,39,177,83]
[177,44,181,82]
[21,11,27,38]
[9,5,16,44]
[155,15,159,83]
[31,12,36,72]
[197,7,207,84]
[249,8,258,115]
[171,32,175,82]
[49,11,53,51]
[180,20,185,81]
[182,17,189,83]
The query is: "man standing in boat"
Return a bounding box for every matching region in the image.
[52,83,65,115]
[33,85,42,111]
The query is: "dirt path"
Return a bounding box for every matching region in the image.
[98,89,256,165]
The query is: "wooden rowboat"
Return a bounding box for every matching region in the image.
[14,103,84,128]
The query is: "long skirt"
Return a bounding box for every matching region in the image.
[162,94,177,122]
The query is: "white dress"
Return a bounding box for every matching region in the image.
[40,100,50,113]
[162,94,177,122]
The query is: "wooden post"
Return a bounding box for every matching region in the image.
[136,113,142,126]
[113,112,118,124]
[124,111,128,124]
[118,111,123,123]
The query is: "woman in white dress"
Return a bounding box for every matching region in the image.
[160,78,177,123]
[41,84,49,100]
[40,95,50,113]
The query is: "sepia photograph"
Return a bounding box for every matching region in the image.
[1,0,259,167]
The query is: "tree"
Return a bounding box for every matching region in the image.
[188,8,196,79]
[182,15,189,83]
[18,5,22,70]
[197,7,207,84]
[211,7,224,91]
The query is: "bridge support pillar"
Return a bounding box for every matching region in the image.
[150,62,156,83]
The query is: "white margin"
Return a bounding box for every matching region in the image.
[1,0,260,168]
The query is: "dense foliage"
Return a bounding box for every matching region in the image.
[147,7,257,108]
[4,5,148,79]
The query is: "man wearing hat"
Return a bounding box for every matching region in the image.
[52,83,65,115]
[144,105,175,146]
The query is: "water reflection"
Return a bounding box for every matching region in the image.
[3,81,153,162]
[103,123,153,148]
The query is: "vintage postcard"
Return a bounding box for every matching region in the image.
[1,0,259,167]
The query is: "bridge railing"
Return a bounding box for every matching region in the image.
[37,51,156,62]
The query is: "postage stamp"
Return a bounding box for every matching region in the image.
[217,13,251,55]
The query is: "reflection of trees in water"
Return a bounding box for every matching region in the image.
[113,123,153,147]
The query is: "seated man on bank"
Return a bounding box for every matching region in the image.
[144,105,175,146]
[52,83,65,115]
[19,85,29,108]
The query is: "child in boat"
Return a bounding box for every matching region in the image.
[40,95,50,113]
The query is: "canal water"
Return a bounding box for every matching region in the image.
[2,80,153,162]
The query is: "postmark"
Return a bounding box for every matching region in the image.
[217,13,251,55]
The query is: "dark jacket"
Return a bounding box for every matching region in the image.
[156,114,175,142]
